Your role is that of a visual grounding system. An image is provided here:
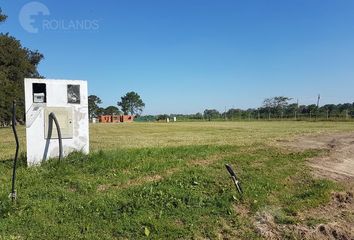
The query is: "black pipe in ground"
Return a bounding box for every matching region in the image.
[11,101,19,202]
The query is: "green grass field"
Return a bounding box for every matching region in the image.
[0,121,353,239]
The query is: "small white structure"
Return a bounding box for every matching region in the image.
[173,117,177,122]
[25,78,89,165]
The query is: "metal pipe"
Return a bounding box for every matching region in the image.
[49,112,63,162]
[225,164,243,196]
[11,101,19,202]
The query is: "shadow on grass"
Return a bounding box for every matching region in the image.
[0,152,27,169]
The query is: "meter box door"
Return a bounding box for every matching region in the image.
[44,107,74,139]
[25,78,89,166]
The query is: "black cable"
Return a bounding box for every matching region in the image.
[11,101,19,202]
[49,112,63,162]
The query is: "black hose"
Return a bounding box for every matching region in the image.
[49,112,63,162]
[11,101,19,202]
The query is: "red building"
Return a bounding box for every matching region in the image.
[98,115,134,123]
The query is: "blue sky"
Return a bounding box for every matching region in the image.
[1,0,354,114]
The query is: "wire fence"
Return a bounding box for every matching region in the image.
[213,111,354,121]
[168,111,354,122]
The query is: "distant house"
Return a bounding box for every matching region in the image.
[98,115,134,123]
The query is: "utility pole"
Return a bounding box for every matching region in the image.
[327,109,329,120]
[316,94,320,121]
[296,98,299,121]
[232,105,234,121]
[224,106,227,121]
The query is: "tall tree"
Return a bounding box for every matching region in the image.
[306,104,318,114]
[156,114,169,121]
[104,106,121,115]
[0,10,44,125]
[226,108,242,119]
[285,103,299,115]
[203,109,220,121]
[88,95,102,119]
[0,8,7,22]
[117,92,145,115]
[262,96,292,117]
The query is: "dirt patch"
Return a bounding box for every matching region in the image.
[254,212,281,239]
[333,191,353,206]
[271,132,354,238]
[250,189,354,239]
[254,206,354,240]
[278,132,354,180]
[299,191,354,233]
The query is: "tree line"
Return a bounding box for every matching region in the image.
[148,96,354,122]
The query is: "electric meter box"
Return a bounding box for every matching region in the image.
[24,78,89,165]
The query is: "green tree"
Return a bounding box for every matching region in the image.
[306,104,318,114]
[338,103,351,112]
[285,103,299,116]
[321,104,338,117]
[203,109,220,121]
[104,106,121,115]
[194,112,203,119]
[0,8,7,22]
[97,107,105,116]
[226,108,242,119]
[88,95,102,119]
[0,10,44,125]
[262,96,292,117]
[117,92,145,115]
[156,114,169,121]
